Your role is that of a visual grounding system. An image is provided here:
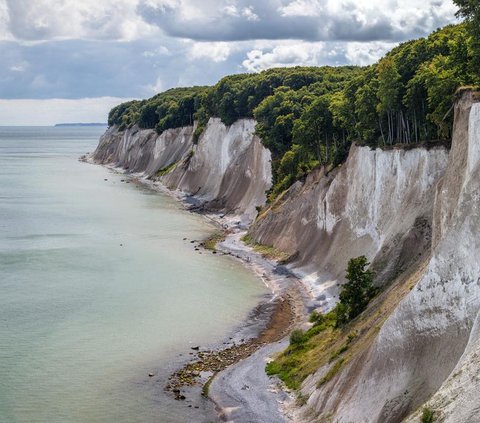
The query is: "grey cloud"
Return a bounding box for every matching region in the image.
[0,36,363,100]
[0,38,249,99]
[138,0,456,43]
[137,1,320,41]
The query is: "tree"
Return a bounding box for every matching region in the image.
[454,0,480,81]
[376,58,403,144]
[338,256,375,322]
[293,95,333,164]
[416,56,461,140]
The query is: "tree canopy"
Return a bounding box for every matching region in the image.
[108,23,477,200]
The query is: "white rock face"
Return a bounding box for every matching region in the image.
[92,124,195,177]
[91,118,272,224]
[293,91,480,423]
[250,144,448,308]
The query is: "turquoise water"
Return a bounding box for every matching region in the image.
[0,127,266,423]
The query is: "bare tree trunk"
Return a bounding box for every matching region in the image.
[379,116,386,146]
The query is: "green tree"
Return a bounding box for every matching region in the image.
[416,56,461,140]
[376,58,403,144]
[338,256,375,322]
[454,0,480,81]
[293,95,333,164]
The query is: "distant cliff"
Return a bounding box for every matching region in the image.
[55,123,106,127]
[91,117,271,225]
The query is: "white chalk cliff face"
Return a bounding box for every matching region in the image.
[250,144,449,307]
[93,124,196,176]
[289,91,480,423]
[162,118,271,224]
[91,118,272,224]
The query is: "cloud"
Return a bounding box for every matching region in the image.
[0,37,250,99]
[188,41,236,62]
[138,0,458,42]
[1,0,158,41]
[345,41,396,66]
[242,42,326,71]
[0,97,132,126]
[0,0,458,44]
[241,39,396,71]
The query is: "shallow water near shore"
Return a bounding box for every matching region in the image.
[0,126,267,423]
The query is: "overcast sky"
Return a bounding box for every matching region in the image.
[0,0,458,125]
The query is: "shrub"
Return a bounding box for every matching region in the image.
[309,310,325,325]
[421,407,435,423]
[290,329,306,345]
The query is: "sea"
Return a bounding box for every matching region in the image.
[0,126,267,422]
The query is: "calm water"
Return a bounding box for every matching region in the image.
[0,127,266,423]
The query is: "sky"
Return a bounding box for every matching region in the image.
[0,0,459,125]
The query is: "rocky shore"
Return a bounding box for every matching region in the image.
[165,285,301,401]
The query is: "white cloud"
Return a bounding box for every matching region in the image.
[279,0,321,17]
[242,42,326,72]
[242,39,401,72]
[3,0,159,41]
[242,6,259,21]
[0,0,12,40]
[222,4,259,21]
[345,41,396,66]
[9,61,28,72]
[189,41,234,62]
[142,46,170,57]
[0,97,133,126]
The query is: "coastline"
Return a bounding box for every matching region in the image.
[81,156,308,421]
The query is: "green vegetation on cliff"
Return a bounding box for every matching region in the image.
[108,22,477,199]
[266,256,376,389]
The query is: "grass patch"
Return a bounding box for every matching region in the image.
[200,232,225,251]
[296,393,309,406]
[241,234,293,262]
[421,407,435,423]
[201,377,213,398]
[264,258,429,393]
[193,126,205,144]
[266,312,338,389]
[328,331,357,362]
[156,161,177,177]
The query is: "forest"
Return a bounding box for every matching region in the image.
[108,16,479,199]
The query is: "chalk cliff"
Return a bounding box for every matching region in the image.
[91,89,480,423]
[92,118,271,225]
[288,90,480,422]
[249,145,448,307]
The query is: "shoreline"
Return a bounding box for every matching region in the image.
[82,156,308,421]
